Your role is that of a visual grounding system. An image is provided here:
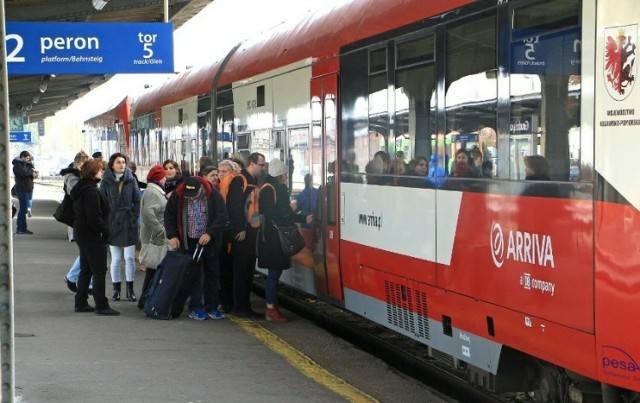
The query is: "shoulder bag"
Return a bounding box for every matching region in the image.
[139,242,168,269]
[53,193,75,227]
[272,220,305,257]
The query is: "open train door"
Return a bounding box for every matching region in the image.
[310,69,343,301]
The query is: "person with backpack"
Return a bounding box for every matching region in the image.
[226,152,265,318]
[258,159,313,322]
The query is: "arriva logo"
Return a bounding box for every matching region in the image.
[490,222,505,268]
[490,221,555,269]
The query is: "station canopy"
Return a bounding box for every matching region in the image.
[6,0,213,122]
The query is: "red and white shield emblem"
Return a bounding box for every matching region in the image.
[604,24,637,101]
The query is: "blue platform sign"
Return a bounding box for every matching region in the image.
[10,131,32,143]
[6,22,174,75]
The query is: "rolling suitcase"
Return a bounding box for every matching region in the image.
[142,245,203,320]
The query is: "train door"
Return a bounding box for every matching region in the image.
[311,74,342,301]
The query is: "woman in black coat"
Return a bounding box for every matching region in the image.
[70,159,119,316]
[258,159,311,322]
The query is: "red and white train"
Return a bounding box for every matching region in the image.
[84,0,640,400]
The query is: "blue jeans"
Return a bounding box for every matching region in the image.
[16,190,32,232]
[67,256,94,287]
[266,269,283,305]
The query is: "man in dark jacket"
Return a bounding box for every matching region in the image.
[226,152,265,318]
[164,176,228,320]
[12,150,38,234]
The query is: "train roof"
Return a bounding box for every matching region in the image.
[132,0,471,117]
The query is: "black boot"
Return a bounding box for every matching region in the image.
[126,281,136,302]
[112,282,121,301]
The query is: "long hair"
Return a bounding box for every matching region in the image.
[163,159,180,173]
[108,152,127,170]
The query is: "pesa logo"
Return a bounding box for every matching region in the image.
[602,346,640,377]
[490,221,555,269]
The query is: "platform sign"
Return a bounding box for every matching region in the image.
[6,22,174,74]
[10,131,32,143]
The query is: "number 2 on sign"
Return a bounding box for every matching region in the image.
[6,34,25,62]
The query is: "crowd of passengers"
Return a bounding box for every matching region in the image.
[60,150,311,322]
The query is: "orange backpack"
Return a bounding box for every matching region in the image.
[245,182,275,229]
[218,171,240,202]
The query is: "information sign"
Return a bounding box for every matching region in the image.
[6,22,174,74]
[10,131,32,142]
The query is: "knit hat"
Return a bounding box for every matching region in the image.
[92,151,102,159]
[146,164,166,183]
[268,158,287,177]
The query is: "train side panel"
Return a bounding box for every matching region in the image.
[340,182,597,378]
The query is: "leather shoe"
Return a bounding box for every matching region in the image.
[95,307,120,316]
[74,305,95,313]
[64,277,77,293]
[217,304,232,314]
[233,309,263,319]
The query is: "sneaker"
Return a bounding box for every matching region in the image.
[207,309,225,320]
[27,209,32,217]
[16,229,33,235]
[64,276,78,293]
[188,309,208,321]
[74,305,95,313]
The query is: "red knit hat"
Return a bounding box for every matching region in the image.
[146,164,166,183]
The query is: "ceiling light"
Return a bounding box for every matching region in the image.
[25,104,32,111]
[38,82,47,93]
[32,95,39,104]
[92,0,109,11]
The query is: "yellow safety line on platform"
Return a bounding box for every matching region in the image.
[230,317,379,403]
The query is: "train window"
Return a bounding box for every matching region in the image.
[237,132,250,150]
[216,87,234,108]
[509,0,581,181]
[289,127,309,195]
[252,129,270,157]
[445,13,497,179]
[395,64,436,182]
[397,36,434,68]
[369,72,388,162]
[369,47,387,74]
[512,0,579,39]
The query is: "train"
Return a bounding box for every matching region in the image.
[81,0,640,401]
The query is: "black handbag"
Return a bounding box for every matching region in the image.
[272,221,305,257]
[53,193,75,227]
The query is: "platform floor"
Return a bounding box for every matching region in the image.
[11,185,454,402]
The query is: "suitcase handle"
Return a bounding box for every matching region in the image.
[192,244,204,263]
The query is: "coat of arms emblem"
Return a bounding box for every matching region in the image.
[604,25,637,101]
